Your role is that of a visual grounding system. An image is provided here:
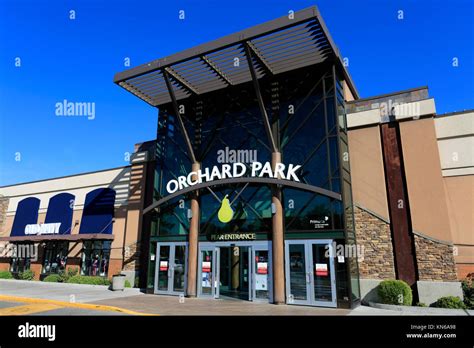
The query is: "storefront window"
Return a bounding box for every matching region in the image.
[81,241,111,277]
[42,241,69,274]
[10,243,34,273]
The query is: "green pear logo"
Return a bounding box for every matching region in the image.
[218,194,234,223]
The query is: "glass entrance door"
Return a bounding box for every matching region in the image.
[251,245,272,302]
[218,246,251,301]
[154,242,187,295]
[198,246,218,298]
[198,242,272,302]
[285,240,336,307]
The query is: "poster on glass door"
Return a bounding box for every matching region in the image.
[255,262,268,290]
[315,263,328,276]
[202,261,212,287]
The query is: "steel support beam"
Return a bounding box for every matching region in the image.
[244,42,278,153]
[164,67,199,95]
[163,69,197,163]
[201,55,234,86]
[245,41,274,76]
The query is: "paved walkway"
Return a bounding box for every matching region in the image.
[92,294,352,315]
[0,279,439,316]
[0,279,143,303]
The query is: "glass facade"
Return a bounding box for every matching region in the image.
[147,64,360,307]
[200,185,272,239]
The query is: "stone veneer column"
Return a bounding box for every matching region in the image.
[0,195,8,233]
[186,162,201,297]
[271,152,285,304]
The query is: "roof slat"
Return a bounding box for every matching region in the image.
[114,6,359,106]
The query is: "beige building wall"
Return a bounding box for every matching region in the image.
[0,167,132,278]
[434,112,474,278]
[0,167,131,215]
[343,80,355,102]
[443,176,474,266]
[399,118,453,242]
[1,215,14,238]
[347,125,389,220]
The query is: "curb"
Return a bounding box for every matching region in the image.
[0,295,155,316]
[0,279,143,293]
[368,301,472,316]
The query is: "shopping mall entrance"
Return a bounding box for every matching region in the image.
[285,239,337,307]
[154,242,188,295]
[198,241,272,302]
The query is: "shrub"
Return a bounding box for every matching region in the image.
[461,274,474,309]
[416,302,427,307]
[0,270,13,279]
[124,280,132,288]
[134,276,140,288]
[430,296,467,309]
[377,279,413,306]
[18,270,35,281]
[66,275,111,286]
[58,267,79,283]
[43,274,61,283]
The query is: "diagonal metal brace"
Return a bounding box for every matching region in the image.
[244,42,278,153]
[163,69,197,163]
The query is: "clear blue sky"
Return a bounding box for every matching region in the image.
[0,0,472,186]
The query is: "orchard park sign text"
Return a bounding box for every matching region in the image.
[165,161,302,194]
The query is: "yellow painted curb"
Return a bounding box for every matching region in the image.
[0,295,156,316]
[0,303,63,316]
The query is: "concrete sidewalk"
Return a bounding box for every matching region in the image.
[0,279,143,303]
[2,279,463,316]
[91,294,353,315]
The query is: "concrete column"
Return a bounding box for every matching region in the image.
[186,162,201,297]
[271,152,285,304]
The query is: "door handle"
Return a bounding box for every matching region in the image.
[306,272,311,284]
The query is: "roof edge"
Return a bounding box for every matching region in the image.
[0,165,131,190]
[113,6,359,99]
[347,85,429,104]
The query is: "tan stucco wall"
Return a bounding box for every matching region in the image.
[124,163,147,248]
[348,125,389,220]
[110,206,127,259]
[444,176,474,245]
[399,118,453,242]
[443,175,474,271]
[343,80,355,102]
[1,215,13,237]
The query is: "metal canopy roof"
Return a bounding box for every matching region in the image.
[114,6,358,107]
